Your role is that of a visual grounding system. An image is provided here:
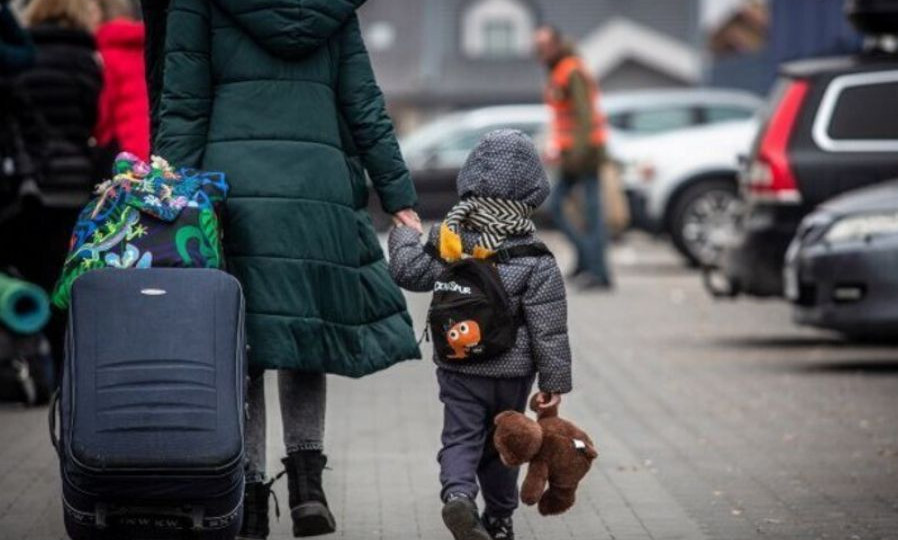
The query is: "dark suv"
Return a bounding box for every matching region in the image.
[710,49,898,297]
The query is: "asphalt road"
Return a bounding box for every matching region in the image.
[1,233,896,540]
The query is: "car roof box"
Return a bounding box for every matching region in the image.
[845,0,898,36]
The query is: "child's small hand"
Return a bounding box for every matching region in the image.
[393,208,423,233]
[535,392,561,411]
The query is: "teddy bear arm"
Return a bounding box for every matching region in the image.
[520,459,549,506]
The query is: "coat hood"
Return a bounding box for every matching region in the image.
[96,19,145,50]
[212,0,366,59]
[456,129,550,208]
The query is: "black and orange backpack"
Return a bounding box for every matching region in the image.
[424,243,551,363]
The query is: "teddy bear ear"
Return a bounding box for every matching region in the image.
[494,410,518,426]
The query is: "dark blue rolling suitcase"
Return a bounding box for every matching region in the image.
[51,268,247,540]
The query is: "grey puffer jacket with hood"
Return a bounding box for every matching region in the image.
[389,130,572,393]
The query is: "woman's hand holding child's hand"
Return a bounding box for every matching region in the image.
[393,208,423,233]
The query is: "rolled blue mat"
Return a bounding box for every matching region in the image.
[0,273,50,334]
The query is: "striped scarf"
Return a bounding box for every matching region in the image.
[438,197,536,261]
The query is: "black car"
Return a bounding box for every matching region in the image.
[784,180,898,337]
[710,42,898,297]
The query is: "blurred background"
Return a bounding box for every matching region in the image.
[361,0,859,129]
[2,1,898,539]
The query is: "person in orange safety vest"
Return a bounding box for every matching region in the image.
[536,25,612,290]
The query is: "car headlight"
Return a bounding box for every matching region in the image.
[794,212,835,245]
[621,160,656,187]
[824,212,898,243]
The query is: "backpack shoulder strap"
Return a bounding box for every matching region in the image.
[423,242,441,260]
[423,242,552,263]
[490,243,553,263]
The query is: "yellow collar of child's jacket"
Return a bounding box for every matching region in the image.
[438,222,494,262]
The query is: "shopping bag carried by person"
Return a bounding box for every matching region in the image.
[601,161,630,237]
[51,152,228,308]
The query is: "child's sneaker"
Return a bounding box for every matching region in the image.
[441,494,492,540]
[482,513,515,540]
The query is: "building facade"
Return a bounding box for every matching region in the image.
[707,0,862,95]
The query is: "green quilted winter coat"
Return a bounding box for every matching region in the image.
[150,0,421,376]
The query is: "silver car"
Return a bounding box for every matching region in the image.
[394,89,761,223]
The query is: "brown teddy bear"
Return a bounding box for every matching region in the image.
[493,394,598,516]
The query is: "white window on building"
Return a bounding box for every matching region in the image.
[462,0,535,59]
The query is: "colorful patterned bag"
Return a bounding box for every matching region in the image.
[51,153,228,309]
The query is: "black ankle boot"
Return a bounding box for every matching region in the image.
[282,450,336,537]
[238,481,272,540]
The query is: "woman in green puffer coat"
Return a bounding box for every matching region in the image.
[147,1,422,537]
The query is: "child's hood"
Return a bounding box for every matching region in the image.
[212,0,366,59]
[456,129,550,208]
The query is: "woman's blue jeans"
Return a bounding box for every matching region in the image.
[550,173,611,282]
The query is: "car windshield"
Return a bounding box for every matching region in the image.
[400,111,547,168]
[400,115,467,159]
[603,101,758,137]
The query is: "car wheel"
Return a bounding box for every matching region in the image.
[669,179,739,267]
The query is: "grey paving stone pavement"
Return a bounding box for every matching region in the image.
[1,233,896,540]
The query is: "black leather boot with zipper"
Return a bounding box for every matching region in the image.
[282,450,336,537]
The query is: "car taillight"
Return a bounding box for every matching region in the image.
[747,80,808,203]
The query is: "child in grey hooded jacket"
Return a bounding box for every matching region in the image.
[389,129,572,540]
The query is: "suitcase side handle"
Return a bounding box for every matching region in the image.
[48,388,60,457]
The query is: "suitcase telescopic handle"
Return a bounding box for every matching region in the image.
[48,388,60,457]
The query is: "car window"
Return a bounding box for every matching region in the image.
[827,81,898,140]
[509,122,544,139]
[812,71,898,152]
[606,112,629,130]
[432,132,479,168]
[704,105,755,124]
[432,122,543,168]
[628,107,695,134]
[437,131,482,155]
